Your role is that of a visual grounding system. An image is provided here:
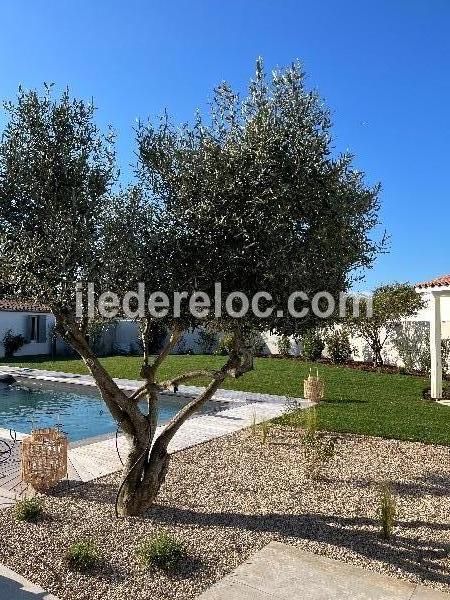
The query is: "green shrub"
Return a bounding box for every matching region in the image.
[325,329,352,364]
[379,481,396,540]
[66,540,101,570]
[393,322,450,375]
[216,333,235,355]
[2,329,25,358]
[417,339,450,375]
[244,330,265,355]
[136,532,185,569]
[277,335,291,356]
[197,328,218,354]
[14,497,43,522]
[302,330,324,361]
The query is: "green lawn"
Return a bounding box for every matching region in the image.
[2,354,449,445]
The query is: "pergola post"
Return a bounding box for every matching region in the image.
[430,292,443,399]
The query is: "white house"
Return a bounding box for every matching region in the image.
[415,273,450,398]
[0,300,54,358]
[0,300,151,358]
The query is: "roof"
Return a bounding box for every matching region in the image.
[0,299,51,313]
[416,274,450,290]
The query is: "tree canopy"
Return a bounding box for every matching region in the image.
[134,59,381,334]
[0,61,383,514]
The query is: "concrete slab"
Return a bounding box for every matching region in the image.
[198,542,450,600]
[0,563,58,599]
[412,587,450,600]
[199,580,278,599]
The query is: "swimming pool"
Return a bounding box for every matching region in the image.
[0,380,198,442]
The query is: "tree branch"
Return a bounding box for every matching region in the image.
[159,369,216,391]
[149,345,252,462]
[152,325,182,372]
[147,375,225,478]
[139,324,182,381]
[53,309,147,437]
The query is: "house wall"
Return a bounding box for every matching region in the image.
[0,311,55,358]
[2,290,449,365]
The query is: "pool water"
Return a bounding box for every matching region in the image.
[0,382,190,442]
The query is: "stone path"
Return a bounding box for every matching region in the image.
[0,366,311,505]
[198,542,450,600]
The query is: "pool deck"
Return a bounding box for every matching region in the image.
[0,366,311,508]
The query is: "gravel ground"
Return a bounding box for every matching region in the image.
[0,427,449,599]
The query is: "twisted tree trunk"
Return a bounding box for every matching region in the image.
[54,314,253,516]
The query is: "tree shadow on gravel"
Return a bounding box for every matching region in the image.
[334,473,450,499]
[146,506,450,587]
[146,555,205,580]
[53,480,118,505]
[47,479,450,586]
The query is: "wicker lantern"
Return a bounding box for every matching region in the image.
[303,369,324,403]
[21,428,68,491]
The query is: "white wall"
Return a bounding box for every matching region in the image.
[2,289,447,365]
[0,311,55,358]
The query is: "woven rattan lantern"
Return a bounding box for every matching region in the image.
[303,369,324,403]
[21,428,68,491]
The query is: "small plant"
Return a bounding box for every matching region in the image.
[300,408,335,480]
[2,330,25,358]
[302,329,325,361]
[251,410,258,436]
[14,497,43,522]
[260,420,270,444]
[304,406,318,436]
[277,335,291,356]
[325,329,352,364]
[379,481,396,540]
[136,532,185,569]
[66,539,101,570]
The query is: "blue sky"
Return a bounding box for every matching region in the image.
[1,0,449,290]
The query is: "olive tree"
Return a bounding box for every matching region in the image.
[0,62,381,515]
[347,283,425,366]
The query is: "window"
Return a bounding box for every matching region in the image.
[29,316,39,342]
[26,315,47,344]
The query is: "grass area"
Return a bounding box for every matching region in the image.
[2,354,449,445]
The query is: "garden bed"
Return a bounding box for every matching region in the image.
[0,426,449,599]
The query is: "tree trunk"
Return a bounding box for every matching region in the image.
[116,440,170,516]
[115,376,228,515]
[372,341,384,367]
[55,316,252,516]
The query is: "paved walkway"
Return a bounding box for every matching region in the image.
[0,564,58,599]
[0,367,310,507]
[198,542,450,599]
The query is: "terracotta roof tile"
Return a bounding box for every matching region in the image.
[416,274,450,289]
[0,299,51,313]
